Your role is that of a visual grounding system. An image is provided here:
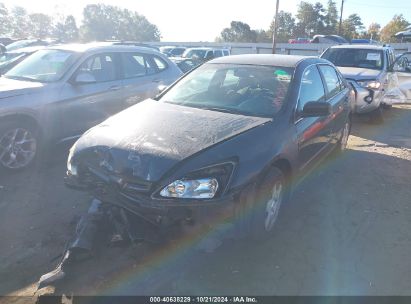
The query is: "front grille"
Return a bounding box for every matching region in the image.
[81,164,153,195]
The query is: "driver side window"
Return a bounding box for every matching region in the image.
[297,65,326,114]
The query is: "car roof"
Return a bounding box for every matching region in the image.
[209,54,327,67]
[46,42,161,54]
[8,45,48,54]
[328,44,389,50]
[185,47,214,51]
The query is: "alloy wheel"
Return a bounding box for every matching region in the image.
[264,180,283,232]
[0,128,37,169]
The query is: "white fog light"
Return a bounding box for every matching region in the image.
[160,178,219,199]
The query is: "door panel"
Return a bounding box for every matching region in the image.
[297,65,333,171]
[390,52,411,102]
[59,53,123,138]
[318,65,349,144]
[121,53,164,108]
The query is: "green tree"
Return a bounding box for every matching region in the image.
[10,6,30,38]
[219,21,257,42]
[0,3,10,36]
[367,22,381,40]
[54,15,79,42]
[323,0,338,34]
[269,11,296,43]
[80,4,160,42]
[295,1,326,37]
[255,29,271,43]
[28,13,52,38]
[380,14,410,42]
[341,14,364,40]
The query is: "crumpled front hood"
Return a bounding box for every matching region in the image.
[74,99,271,182]
[338,67,382,81]
[0,77,44,99]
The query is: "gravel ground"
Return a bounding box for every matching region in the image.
[1,105,411,302]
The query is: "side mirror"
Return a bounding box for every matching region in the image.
[302,101,331,117]
[73,72,96,84]
[158,84,168,94]
[154,84,168,99]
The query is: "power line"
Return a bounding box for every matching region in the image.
[348,1,411,9]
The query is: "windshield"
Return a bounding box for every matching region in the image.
[322,48,384,70]
[182,49,207,58]
[160,63,293,117]
[4,49,78,82]
[5,40,35,51]
[0,52,22,64]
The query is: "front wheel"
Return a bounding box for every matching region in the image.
[234,167,288,241]
[0,121,40,171]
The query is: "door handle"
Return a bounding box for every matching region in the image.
[109,85,121,91]
[152,79,161,83]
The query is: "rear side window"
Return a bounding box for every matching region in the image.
[152,56,168,71]
[298,65,325,112]
[214,50,223,58]
[122,53,157,78]
[318,65,341,97]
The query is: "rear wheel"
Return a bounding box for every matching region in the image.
[0,121,40,171]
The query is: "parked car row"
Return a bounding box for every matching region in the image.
[65,54,353,238]
[2,38,410,239]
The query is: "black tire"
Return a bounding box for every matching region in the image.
[369,107,384,124]
[382,103,392,110]
[335,118,351,154]
[0,120,40,171]
[233,167,289,241]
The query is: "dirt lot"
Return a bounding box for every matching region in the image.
[1,105,411,301]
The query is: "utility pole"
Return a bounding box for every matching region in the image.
[272,0,280,54]
[338,0,345,35]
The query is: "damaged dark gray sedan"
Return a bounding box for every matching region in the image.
[65,54,353,239]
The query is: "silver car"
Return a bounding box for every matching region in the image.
[321,44,400,122]
[0,43,182,170]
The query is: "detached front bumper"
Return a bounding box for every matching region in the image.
[349,81,382,114]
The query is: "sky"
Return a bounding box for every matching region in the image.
[3,0,411,41]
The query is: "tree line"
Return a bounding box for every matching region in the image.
[0,3,160,42]
[216,1,410,43]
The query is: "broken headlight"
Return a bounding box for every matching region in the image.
[158,162,234,199]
